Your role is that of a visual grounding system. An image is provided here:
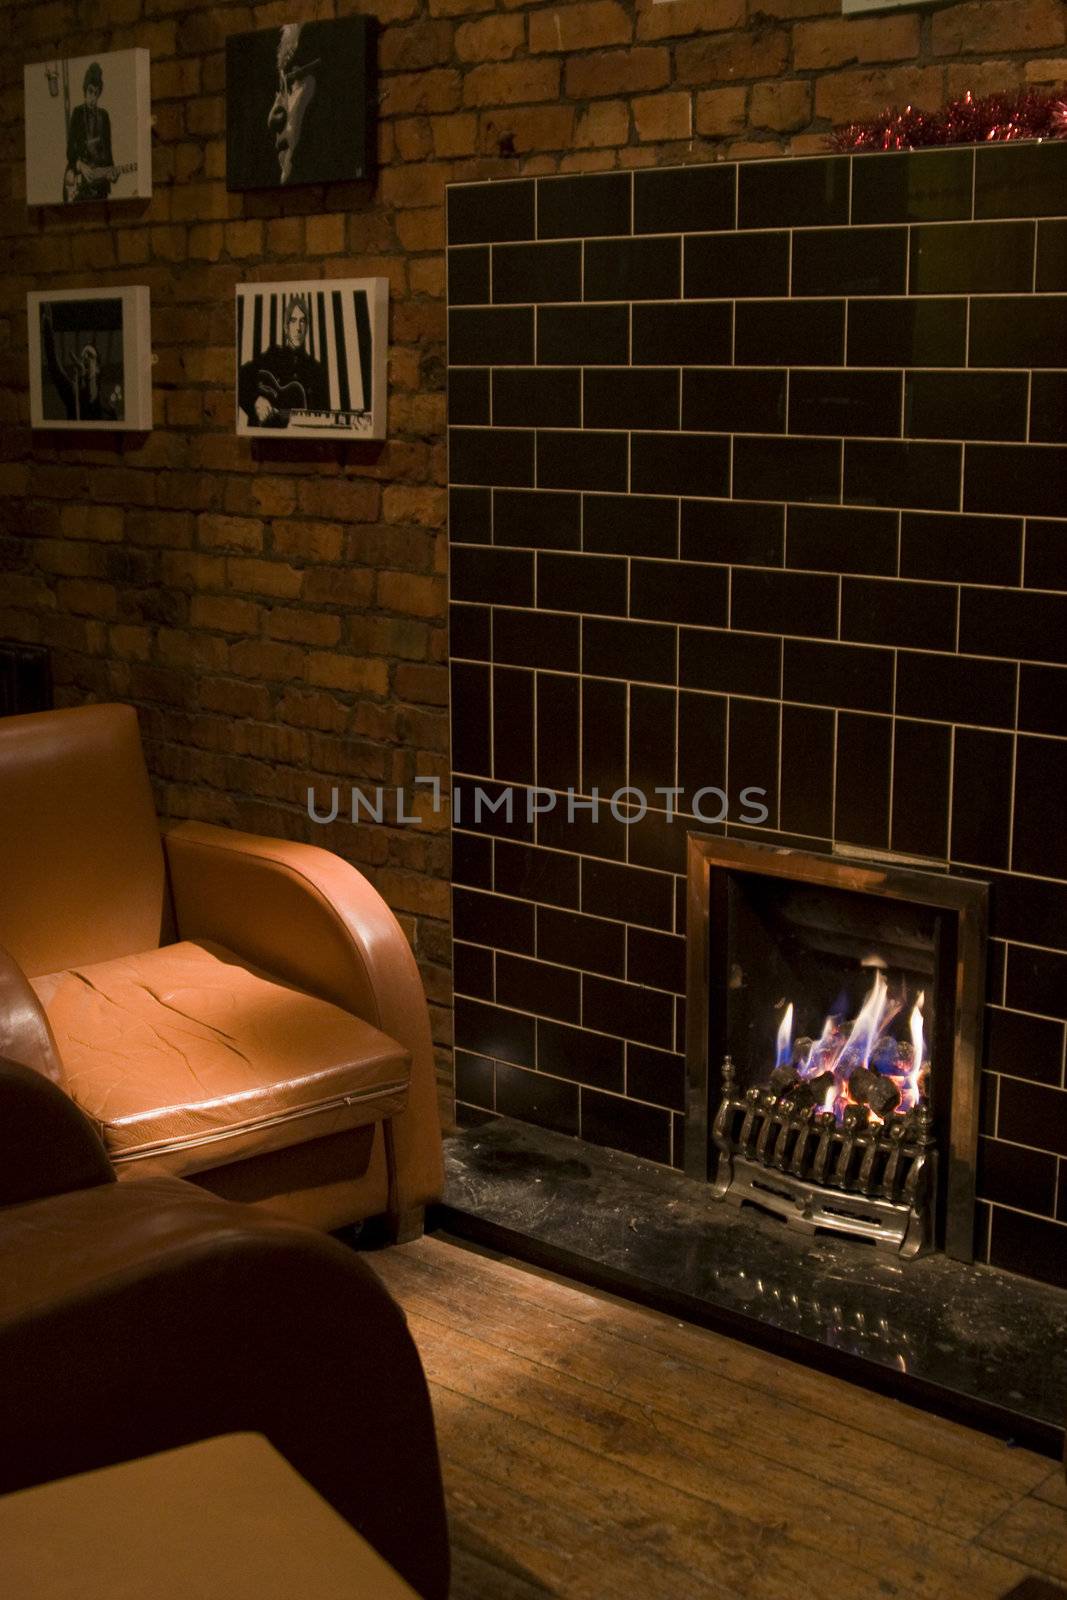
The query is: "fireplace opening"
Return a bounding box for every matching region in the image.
[685,838,988,1262]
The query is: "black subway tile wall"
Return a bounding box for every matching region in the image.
[448,146,1067,1286]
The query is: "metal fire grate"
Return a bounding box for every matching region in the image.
[710,1054,936,1257]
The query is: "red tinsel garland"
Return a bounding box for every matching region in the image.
[830,89,1067,152]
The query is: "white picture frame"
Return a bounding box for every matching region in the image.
[24,49,151,207]
[235,278,388,441]
[27,287,153,431]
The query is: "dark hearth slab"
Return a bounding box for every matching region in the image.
[438,1117,1067,1456]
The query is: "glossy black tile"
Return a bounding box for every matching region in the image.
[493,665,534,785]
[951,727,1013,870]
[538,1016,625,1090]
[453,887,534,955]
[790,370,902,439]
[537,430,628,493]
[629,683,678,796]
[538,907,625,982]
[906,371,1028,444]
[492,241,581,304]
[734,299,844,368]
[449,306,533,366]
[977,1136,1058,1216]
[631,432,730,498]
[835,711,892,851]
[631,559,728,627]
[448,245,490,306]
[1035,218,1067,291]
[892,717,950,858]
[581,1087,671,1163]
[847,298,967,368]
[453,941,494,1001]
[1006,943,1067,1024]
[585,493,679,558]
[454,996,536,1067]
[450,601,490,661]
[990,872,1067,951]
[536,669,580,792]
[728,698,780,832]
[581,676,627,794]
[969,298,1067,369]
[497,952,581,1024]
[681,500,784,567]
[494,607,579,671]
[494,839,579,909]
[585,368,680,432]
[684,231,789,300]
[683,368,785,434]
[454,1049,495,1108]
[909,221,1034,295]
[452,777,533,842]
[448,367,490,426]
[975,140,1067,220]
[997,1078,1067,1163]
[738,155,849,229]
[784,638,893,713]
[494,488,581,550]
[626,807,689,874]
[537,303,630,366]
[585,236,681,302]
[1014,734,1067,882]
[453,828,492,889]
[899,511,1021,586]
[537,551,627,616]
[538,172,632,239]
[989,1208,1067,1292]
[850,147,974,225]
[732,566,839,638]
[626,1042,686,1113]
[680,629,781,698]
[493,368,580,429]
[494,1060,578,1133]
[965,445,1067,518]
[844,440,961,512]
[634,163,735,236]
[677,689,727,802]
[896,650,1017,727]
[734,435,841,505]
[1029,374,1067,444]
[583,616,676,684]
[450,426,535,488]
[451,661,492,776]
[448,179,536,245]
[841,575,956,652]
[631,301,735,372]
[1019,663,1067,737]
[450,485,492,544]
[583,974,675,1050]
[778,703,834,839]
[986,1006,1065,1086]
[786,504,897,576]
[582,857,674,931]
[959,586,1067,665]
[451,544,534,604]
[792,226,907,297]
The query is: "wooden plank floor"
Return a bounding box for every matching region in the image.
[373,1234,1067,1600]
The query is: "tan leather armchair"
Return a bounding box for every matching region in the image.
[0,703,443,1235]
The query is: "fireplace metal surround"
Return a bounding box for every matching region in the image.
[684,836,988,1262]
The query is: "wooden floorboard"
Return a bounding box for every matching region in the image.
[373,1234,1067,1600]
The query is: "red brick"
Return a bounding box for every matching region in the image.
[794,14,921,70]
[430,111,479,156]
[226,558,304,598]
[229,638,304,682]
[306,654,391,694]
[380,68,461,116]
[694,86,748,138]
[190,594,260,634]
[478,104,577,154]
[198,513,263,552]
[379,19,454,69]
[751,79,813,132]
[55,579,117,619]
[463,59,560,107]
[529,1,632,53]
[933,0,1066,55]
[814,65,943,123]
[395,663,450,705]
[574,99,631,147]
[267,608,342,647]
[455,13,524,60]
[300,568,376,607]
[276,689,349,731]
[378,570,446,618]
[677,28,790,83]
[565,47,669,99]
[635,0,744,39]
[633,91,693,142]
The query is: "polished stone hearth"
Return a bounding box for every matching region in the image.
[439,1116,1067,1455]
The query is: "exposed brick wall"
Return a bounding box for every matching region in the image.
[1,0,1064,1109]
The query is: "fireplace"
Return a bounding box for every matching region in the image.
[684,836,988,1261]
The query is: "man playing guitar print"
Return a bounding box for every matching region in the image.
[237,294,329,429]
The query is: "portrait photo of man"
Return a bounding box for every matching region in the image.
[237,293,328,428]
[24,49,151,208]
[66,61,117,201]
[35,297,124,424]
[225,16,376,192]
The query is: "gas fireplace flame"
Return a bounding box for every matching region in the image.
[775,1003,794,1070]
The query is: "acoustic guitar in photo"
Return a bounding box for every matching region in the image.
[254,369,308,425]
[66,160,138,201]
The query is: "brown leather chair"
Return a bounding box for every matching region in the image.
[0,702,443,1235]
[0,1056,451,1600]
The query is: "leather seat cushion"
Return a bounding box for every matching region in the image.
[31,941,410,1178]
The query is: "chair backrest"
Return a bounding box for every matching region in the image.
[0,704,167,977]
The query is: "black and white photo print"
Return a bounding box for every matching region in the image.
[225,18,376,192]
[23,49,151,206]
[235,279,387,440]
[27,287,152,430]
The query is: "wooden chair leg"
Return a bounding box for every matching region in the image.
[384,1203,425,1245]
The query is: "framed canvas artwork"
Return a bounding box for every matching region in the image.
[23,49,151,206]
[225,17,376,191]
[27,287,152,430]
[235,279,388,440]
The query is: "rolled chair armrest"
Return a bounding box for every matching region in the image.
[163,822,444,1211]
[0,1056,114,1207]
[0,943,65,1086]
